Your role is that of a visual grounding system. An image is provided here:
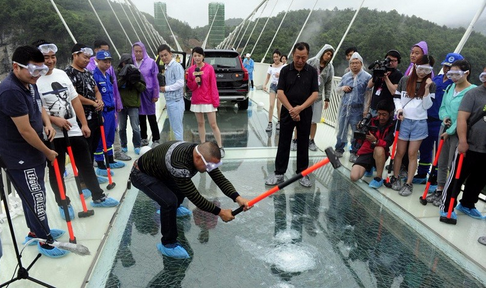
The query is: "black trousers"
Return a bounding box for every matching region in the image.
[139,114,160,141]
[47,136,105,206]
[85,117,101,163]
[442,150,486,212]
[274,106,312,175]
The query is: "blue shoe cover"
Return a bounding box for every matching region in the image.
[97,176,108,184]
[91,197,119,207]
[157,243,189,259]
[96,168,114,177]
[23,229,66,246]
[428,184,438,193]
[109,161,126,169]
[456,203,484,219]
[121,147,128,153]
[439,210,457,220]
[176,206,192,217]
[369,178,384,189]
[134,147,141,155]
[59,205,75,221]
[37,242,69,258]
[81,189,92,199]
[156,209,160,214]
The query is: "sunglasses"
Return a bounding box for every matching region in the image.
[480,72,486,83]
[13,61,49,77]
[72,47,94,57]
[415,64,433,75]
[195,145,222,172]
[38,43,58,54]
[446,70,468,80]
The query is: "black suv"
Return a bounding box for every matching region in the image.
[184,49,249,110]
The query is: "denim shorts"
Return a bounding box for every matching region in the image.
[399,118,428,141]
[269,83,278,94]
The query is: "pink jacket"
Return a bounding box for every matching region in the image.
[187,63,219,107]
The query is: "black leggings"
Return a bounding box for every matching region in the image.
[139,114,160,141]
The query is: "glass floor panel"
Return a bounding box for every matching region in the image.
[105,158,484,288]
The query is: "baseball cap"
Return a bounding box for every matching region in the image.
[96,50,112,60]
[441,53,464,67]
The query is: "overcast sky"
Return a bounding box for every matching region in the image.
[129,0,486,29]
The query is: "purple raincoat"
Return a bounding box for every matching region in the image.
[131,41,159,115]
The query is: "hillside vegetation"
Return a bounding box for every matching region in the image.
[0,1,485,83]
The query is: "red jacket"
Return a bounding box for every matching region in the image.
[357,117,396,157]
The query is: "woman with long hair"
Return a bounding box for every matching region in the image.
[186,47,224,157]
[263,49,284,132]
[391,55,436,196]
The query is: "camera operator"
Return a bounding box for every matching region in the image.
[366,50,403,116]
[350,101,396,189]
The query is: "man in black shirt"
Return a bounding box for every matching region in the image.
[265,42,319,188]
[367,50,403,116]
[130,141,251,259]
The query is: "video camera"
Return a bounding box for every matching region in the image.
[368,57,392,79]
[354,113,377,140]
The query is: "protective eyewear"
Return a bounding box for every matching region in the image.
[13,61,48,77]
[480,72,486,83]
[38,43,58,54]
[415,64,433,75]
[72,47,94,57]
[446,70,468,80]
[195,145,222,172]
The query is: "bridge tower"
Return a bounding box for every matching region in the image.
[208,2,225,48]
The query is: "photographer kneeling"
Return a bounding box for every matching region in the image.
[350,101,396,189]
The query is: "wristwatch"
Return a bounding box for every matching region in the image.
[372,140,377,145]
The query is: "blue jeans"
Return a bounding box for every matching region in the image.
[130,167,182,245]
[118,107,141,148]
[335,106,362,154]
[165,98,184,141]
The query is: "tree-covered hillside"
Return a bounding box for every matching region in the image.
[0,1,485,83]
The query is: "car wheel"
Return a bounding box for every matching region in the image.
[237,98,249,110]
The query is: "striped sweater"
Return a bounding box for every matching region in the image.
[138,141,239,215]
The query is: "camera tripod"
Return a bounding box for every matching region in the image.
[0,155,53,288]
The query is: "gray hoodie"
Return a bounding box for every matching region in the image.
[307,44,335,102]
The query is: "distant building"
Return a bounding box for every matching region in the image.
[208,2,225,48]
[154,2,168,32]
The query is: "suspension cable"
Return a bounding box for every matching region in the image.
[287,0,319,57]
[128,0,158,54]
[241,0,269,55]
[107,0,132,44]
[87,0,120,58]
[119,0,141,44]
[124,0,155,56]
[332,0,365,63]
[250,0,278,58]
[49,0,77,43]
[202,5,220,49]
[261,0,294,63]
[159,4,182,51]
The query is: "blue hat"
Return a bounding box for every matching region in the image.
[96,50,112,60]
[441,53,463,66]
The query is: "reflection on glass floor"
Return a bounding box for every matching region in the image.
[105,158,483,288]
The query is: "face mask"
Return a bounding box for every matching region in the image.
[14,61,49,77]
[38,43,58,54]
[446,70,468,81]
[415,64,433,75]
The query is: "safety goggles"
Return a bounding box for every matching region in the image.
[72,47,93,57]
[480,72,486,83]
[195,145,222,172]
[446,70,468,80]
[415,64,433,75]
[13,61,48,77]
[38,43,58,54]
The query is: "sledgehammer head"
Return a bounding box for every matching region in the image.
[325,147,342,169]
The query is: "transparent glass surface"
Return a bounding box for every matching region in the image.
[106,158,484,288]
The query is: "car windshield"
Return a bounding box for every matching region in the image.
[205,56,238,68]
